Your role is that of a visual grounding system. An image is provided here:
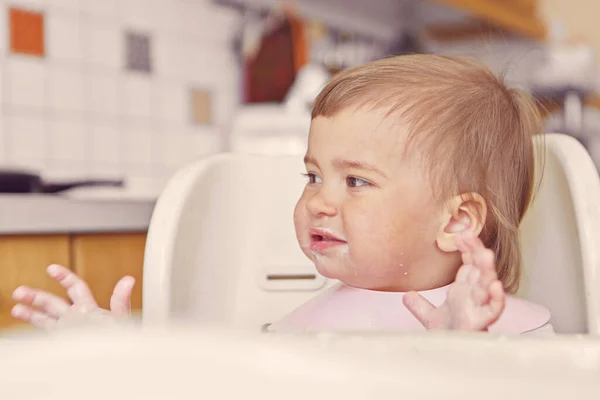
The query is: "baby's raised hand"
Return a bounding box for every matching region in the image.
[403,232,505,331]
[11,264,135,330]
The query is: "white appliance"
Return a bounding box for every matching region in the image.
[230,64,330,156]
[229,105,310,155]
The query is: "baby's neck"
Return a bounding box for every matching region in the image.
[343,281,452,294]
[354,278,454,293]
[345,254,461,293]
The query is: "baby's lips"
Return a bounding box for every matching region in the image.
[309,227,346,241]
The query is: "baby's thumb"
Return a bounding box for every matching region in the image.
[403,291,436,328]
[110,276,135,317]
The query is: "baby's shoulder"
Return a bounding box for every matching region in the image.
[489,295,551,334]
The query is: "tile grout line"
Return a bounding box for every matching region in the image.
[116,0,126,183]
[2,4,8,165]
[41,6,51,172]
[79,0,93,178]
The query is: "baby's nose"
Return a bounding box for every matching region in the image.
[306,192,337,217]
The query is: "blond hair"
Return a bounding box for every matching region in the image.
[312,54,543,293]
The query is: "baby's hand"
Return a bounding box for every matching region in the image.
[11,264,135,330]
[403,232,505,331]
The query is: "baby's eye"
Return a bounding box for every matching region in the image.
[346,176,370,188]
[303,173,323,184]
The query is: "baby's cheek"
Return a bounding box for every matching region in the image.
[348,207,410,260]
[344,207,389,255]
[293,197,308,225]
[293,201,310,248]
[347,204,393,239]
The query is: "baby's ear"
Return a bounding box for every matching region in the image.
[436,193,487,252]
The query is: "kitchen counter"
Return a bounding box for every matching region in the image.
[0,194,156,234]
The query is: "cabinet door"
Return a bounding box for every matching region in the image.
[71,233,146,312]
[512,0,536,15]
[0,235,71,329]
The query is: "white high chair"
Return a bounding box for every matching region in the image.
[142,153,334,330]
[142,133,600,335]
[518,133,600,334]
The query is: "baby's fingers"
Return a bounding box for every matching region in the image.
[110,276,135,317]
[474,248,496,274]
[459,234,496,274]
[403,291,437,328]
[11,304,56,329]
[481,280,505,324]
[464,265,493,306]
[459,264,496,306]
[455,233,474,266]
[12,286,70,318]
[471,282,490,305]
[47,264,97,307]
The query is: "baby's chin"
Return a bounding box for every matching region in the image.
[313,262,337,280]
[311,256,358,283]
[307,254,338,278]
[310,255,410,290]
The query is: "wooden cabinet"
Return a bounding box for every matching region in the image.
[0,235,72,329]
[0,232,146,330]
[71,233,146,312]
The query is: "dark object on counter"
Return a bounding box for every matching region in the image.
[0,170,125,194]
[244,9,299,104]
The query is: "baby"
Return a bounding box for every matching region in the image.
[267,55,552,334]
[10,54,552,335]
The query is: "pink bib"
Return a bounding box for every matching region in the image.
[269,283,551,334]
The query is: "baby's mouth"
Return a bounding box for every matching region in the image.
[309,229,347,253]
[311,234,343,241]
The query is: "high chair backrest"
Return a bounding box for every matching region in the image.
[517,133,600,334]
[142,153,335,329]
[142,133,600,334]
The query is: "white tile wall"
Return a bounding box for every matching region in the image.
[46,12,82,62]
[82,0,118,21]
[5,113,47,169]
[6,0,46,12]
[85,70,121,116]
[154,82,188,124]
[85,20,122,70]
[0,59,4,109]
[45,0,81,13]
[6,57,46,109]
[0,5,7,55]
[49,67,85,113]
[123,0,155,32]
[0,0,240,198]
[46,116,87,163]
[122,122,156,167]
[123,74,153,118]
[89,120,121,166]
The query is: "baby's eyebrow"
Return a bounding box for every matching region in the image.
[303,156,388,179]
[332,159,388,178]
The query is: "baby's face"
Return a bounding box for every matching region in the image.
[294,108,441,291]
